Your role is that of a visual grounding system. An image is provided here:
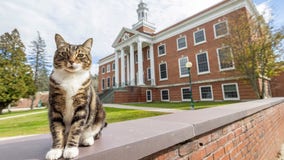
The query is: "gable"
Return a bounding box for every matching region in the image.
[112,27,137,47]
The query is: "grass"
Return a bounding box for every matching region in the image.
[0,108,47,118]
[0,107,166,138]
[125,101,240,110]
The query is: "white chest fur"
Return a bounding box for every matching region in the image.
[51,69,90,131]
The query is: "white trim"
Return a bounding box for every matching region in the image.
[213,20,229,39]
[199,85,214,101]
[157,43,166,57]
[196,52,210,75]
[160,89,170,101]
[176,35,188,51]
[216,47,235,71]
[193,29,207,45]
[222,83,240,100]
[146,89,152,102]
[178,56,189,78]
[153,0,253,43]
[159,62,168,81]
[181,87,191,102]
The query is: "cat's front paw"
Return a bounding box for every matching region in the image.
[63,147,79,159]
[81,137,94,146]
[45,148,63,160]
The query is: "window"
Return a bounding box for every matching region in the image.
[217,47,234,71]
[107,64,110,73]
[161,89,169,101]
[107,77,110,88]
[179,57,189,77]
[112,76,115,87]
[158,44,166,56]
[200,86,213,101]
[177,36,187,50]
[101,79,105,90]
[147,67,151,81]
[102,67,105,74]
[181,88,191,101]
[214,21,228,38]
[222,83,239,100]
[112,63,115,71]
[147,49,150,60]
[194,29,206,45]
[196,52,210,74]
[159,62,168,81]
[146,90,152,102]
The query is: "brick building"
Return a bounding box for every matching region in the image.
[98,0,265,103]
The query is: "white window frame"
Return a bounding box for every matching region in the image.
[101,78,105,90]
[135,54,138,64]
[112,62,115,71]
[176,36,187,51]
[147,49,150,60]
[147,67,151,81]
[222,83,240,100]
[178,56,189,78]
[217,47,235,71]
[146,90,152,102]
[102,66,105,74]
[181,87,191,102]
[160,89,170,101]
[107,64,111,73]
[193,29,206,45]
[214,20,229,39]
[159,62,168,81]
[112,76,115,87]
[157,44,166,57]
[107,77,111,88]
[199,85,214,101]
[196,52,210,75]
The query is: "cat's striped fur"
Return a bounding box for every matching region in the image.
[46,34,106,160]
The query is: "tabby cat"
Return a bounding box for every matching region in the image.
[45,34,106,160]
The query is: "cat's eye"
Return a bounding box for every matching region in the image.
[60,52,67,57]
[77,54,85,58]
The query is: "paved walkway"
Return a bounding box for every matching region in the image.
[0,110,47,121]
[103,103,182,113]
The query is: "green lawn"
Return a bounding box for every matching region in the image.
[0,108,47,118]
[0,107,166,138]
[125,101,239,110]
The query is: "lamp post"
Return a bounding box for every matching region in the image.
[186,61,194,110]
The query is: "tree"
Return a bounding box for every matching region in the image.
[28,31,49,92]
[0,29,36,114]
[223,10,284,99]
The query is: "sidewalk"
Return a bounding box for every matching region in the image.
[103,103,182,113]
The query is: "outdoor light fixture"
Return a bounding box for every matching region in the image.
[185,61,194,110]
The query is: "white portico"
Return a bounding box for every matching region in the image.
[112,0,156,88]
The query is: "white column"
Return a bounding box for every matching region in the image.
[129,44,135,86]
[149,43,156,86]
[115,50,119,88]
[137,39,144,85]
[120,49,125,87]
[126,52,130,85]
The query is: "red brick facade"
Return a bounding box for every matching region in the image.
[98,0,266,103]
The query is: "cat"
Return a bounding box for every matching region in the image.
[45,34,107,160]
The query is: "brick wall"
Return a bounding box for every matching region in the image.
[143,102,284,160]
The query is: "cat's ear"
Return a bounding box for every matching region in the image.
[55,34,66,48]
[82,38,93,52]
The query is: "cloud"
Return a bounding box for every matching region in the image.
[256,0,273,23]
[0,0,225,75]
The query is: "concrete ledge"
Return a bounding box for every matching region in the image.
[0,98,283,160]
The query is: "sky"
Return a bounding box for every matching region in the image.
[0,0,283,75]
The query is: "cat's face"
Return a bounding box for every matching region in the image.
[53,34,93,73]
